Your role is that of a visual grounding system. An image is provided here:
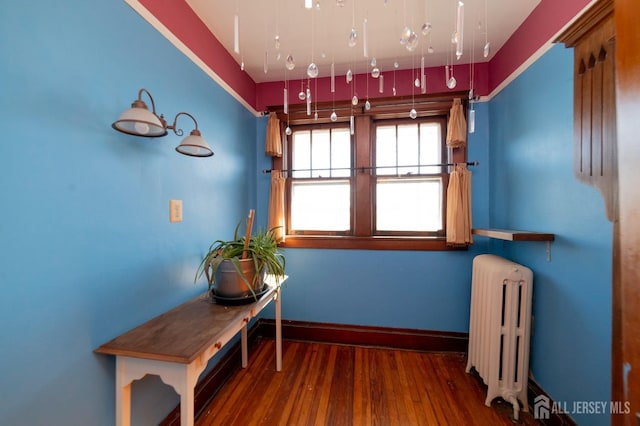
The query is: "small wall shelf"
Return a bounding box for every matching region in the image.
[472,228,555,242]
[472,228,555,261]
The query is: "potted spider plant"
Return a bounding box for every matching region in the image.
[195,210,285,303]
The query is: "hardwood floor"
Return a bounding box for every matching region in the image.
[196,338,540,425]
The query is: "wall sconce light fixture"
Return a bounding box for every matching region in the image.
[112,88,214,158]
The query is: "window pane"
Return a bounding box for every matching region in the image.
[376,177,442,232]
[311,129,330,176]
[331,129,351,177]
[376,125,397,175]
[291,180,351,231]
[292,131,311,178]
[397,124,419,175]
[419,123,441,174]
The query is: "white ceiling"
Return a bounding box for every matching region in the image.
[186,0,541,84]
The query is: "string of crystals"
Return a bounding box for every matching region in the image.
[230,0,497,122]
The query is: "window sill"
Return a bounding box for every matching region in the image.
[279,235,468,251]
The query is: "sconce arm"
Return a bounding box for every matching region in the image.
[132,88,168,129]
[168,112,200,137]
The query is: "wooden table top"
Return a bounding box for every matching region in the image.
[95,286,277,364]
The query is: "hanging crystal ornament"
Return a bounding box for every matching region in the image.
[379,74,384,93]
[346,69,353,83]
[406,32,419,52]
[307,62,319,78]
[414,77,420,88]
[365,100,371,111]
[393,61,398,96]
[234,14,240,54]
[348,27,358,47]
[285,126,292,136]
[350,114,354,135]
[421,56,426,94]
[371,67,380,78]
[330,111,338,121]
[315,1,321,10]
[421,22,432,35]
[283,87,288,115]
[447,66,457,88]
[352,95,358,106]
[306,87,312,116]
[469,106,476,134]
[240,58,245,71]
[298,81,306,100]
[428,45,434,54]
[455,1,464,60]
[274,35,280,50]
[484,42,491,58]
[409,108,417,119]
[264,51,269,74]
[285,54,295,70]
[331,62,335,93]
[314,111,319,120]
[400,26,412,45]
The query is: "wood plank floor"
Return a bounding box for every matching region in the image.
[196,338,540,425]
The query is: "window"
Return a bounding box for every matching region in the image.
[273,96,467,250]
[374,119,446,236]
[289,126,352,233]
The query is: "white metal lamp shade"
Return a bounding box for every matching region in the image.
[112,95,167,137]
[175,129,214,157]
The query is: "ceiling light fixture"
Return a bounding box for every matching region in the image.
[112,88,214,158]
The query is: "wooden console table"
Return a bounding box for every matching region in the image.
[95,283,282,426]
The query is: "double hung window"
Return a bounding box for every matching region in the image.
[273,97,467,250]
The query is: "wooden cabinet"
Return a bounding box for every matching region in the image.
[557,0,617,221]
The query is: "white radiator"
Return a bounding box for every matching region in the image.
[465,254,533,420]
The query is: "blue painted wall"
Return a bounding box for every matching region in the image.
[489,45,612,426]
[0,1,256,425]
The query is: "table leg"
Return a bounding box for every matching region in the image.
[115,358,131,426]
[241,325,248,368]
[276,287,282,372]
[180,383,195,426]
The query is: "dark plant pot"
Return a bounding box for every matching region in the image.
[213,258,265,298]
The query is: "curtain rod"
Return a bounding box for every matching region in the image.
[262,161,478,174]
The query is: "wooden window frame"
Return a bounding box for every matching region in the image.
[269,93,468,251]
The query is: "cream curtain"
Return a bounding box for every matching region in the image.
[265,112,283,157]
[446,98,467,148]
[268,170,286,242]
[446,163,473,246]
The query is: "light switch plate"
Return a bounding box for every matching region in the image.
[170,199,183,222]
